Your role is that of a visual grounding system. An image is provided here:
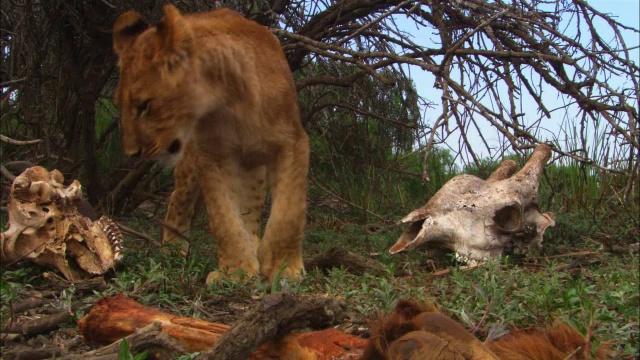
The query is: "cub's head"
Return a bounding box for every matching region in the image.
[113,5,210,165]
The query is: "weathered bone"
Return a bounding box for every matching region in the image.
[391,144,555,260]
[1,166,123,281]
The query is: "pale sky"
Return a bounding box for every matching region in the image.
[403,1,639,164]
[602,0,640,29]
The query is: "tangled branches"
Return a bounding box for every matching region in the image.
[1,0,638,211]
[274,0,638,187]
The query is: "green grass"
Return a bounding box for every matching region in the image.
[299,224,639,356]
[118,339,148,360]
[4,217,636,357]
[178,222,636,356]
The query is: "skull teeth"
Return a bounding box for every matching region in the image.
[454,252,484,267]
[98,216,124,261]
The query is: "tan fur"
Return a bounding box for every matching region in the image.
[362,300,611,360]
[486,322,611,360]
[113,5,309,282]
[363,300,498,359]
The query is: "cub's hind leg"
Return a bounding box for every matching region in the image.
[199,160,266,284]
[163,149,202,257]
[259,134,310,281]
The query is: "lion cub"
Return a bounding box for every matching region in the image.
[112,5,309,282]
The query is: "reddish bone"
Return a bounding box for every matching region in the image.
[78,294,366,359]
[78,294,229,352]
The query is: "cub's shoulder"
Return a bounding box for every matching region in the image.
[189,7,242,21]
[188,8,276,46]
[188,7,251,30]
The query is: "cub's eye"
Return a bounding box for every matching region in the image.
[136,99,151,117]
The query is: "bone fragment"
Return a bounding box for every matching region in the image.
[1,166,123,281]
[78,293,364,360]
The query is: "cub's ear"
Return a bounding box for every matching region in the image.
[113,10,149,56]
[157,4,193,61]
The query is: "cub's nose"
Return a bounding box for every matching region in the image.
[168,139,181,154]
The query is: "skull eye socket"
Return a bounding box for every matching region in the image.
[136,99,151,117]
[493,205,521,232]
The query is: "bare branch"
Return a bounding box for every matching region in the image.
[0,135,43,146]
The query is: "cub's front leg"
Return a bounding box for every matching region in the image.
[260,134,310,281]
[198,160,266,284]
[163,148,202,256]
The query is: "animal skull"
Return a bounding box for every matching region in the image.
[391,144,555,261]
[1,166,123,281]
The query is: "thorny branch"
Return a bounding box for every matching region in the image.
[274,0,638,189]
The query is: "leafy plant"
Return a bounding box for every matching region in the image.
[117,339,148,360]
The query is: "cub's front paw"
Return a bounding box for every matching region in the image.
[205,267,258,285]
[160,239,190,258]
[260,256,305,282]
[205,259,258,285]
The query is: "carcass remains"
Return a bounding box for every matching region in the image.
[391,144,556,261]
